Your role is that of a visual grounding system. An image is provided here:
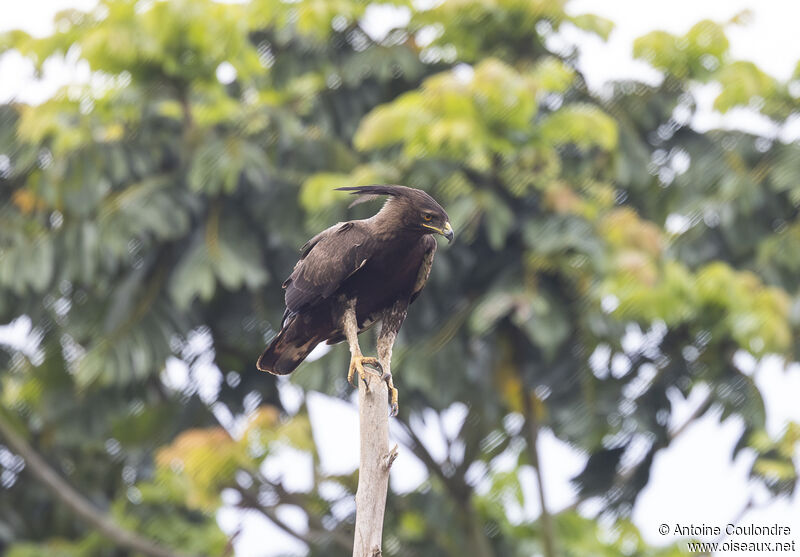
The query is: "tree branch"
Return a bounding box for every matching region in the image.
[395,417,495,557]
[395,418,470,501]
[668,391,714,441]
[0,412,194,557]
[235,488,315,547]
[562,391,717,515]
[237,479,353,552]
[522,392,557,557]
[352,375,394,557]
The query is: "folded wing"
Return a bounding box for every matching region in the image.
[282,221,374,317]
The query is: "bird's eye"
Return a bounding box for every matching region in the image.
[423,214,433,221]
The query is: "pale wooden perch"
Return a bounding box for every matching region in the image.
[352,372,398,557]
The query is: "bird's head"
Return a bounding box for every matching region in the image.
[336,184,454,242]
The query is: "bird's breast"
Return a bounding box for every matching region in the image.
[343,240,427,323]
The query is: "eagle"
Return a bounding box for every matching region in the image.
[256,185,453,415]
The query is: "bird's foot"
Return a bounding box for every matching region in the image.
[347,355,383,391]
[384,372,399,417]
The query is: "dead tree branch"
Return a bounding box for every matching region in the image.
[352,376,395,557]
[0,412,193,557]
[522,392,557,557]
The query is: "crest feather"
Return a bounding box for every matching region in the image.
[336,185,412,208]
[346,193,381,208]
[335,184,410,196]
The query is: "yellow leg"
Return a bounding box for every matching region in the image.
[342,300,382,391]
[378,319,400,417]
[384,372,399,417]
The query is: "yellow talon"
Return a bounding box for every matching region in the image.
[347,355,383,390]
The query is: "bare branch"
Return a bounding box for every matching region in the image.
[522,392,557,557]
[0,412,194,557]
[383,444,399,470]
[237,484,352,552]
[395,417,495,557]
[352,375,393,557]
[562,391,718,515]
[669,392,714,441]
[395,418,469,501]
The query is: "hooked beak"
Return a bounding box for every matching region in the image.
[442,221,454,243]
[423,221,455,243]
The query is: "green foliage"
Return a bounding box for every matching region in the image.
[633,20,729,80]
[3,0,263,81]
[554,513,687,557]
[6,535,107,557]
[1,1,799,556]
[530,57,577,94]
[632,18,797,122]
[412,0,612,64]
[569,14,615,41]
[714,61,778,112]
[748,423,800,494]
[355,58,544,169]
[168,212,269,310]
[156,427,248,509]
[538,104,618,151]
[607,261,791,356]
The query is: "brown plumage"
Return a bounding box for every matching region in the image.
[256,185,453,414]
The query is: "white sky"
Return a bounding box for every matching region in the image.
[2,1,800,556]
[568,0,800,85]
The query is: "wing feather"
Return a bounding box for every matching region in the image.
[283,221,374,313]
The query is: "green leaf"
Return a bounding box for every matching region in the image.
[714,61,777,113]
[469,291,515,335]
[513,292,570,359]
[168,235,217,309]
[570,14,615,41]
[482,195,514,250]
[539,104,618,151]
[531,57,576,94]
[168,216,268,309]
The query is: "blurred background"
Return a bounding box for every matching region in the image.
[1,1,800,556]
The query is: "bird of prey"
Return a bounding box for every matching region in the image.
[256,185,453,415]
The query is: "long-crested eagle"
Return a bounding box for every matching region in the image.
[256,185,453,415]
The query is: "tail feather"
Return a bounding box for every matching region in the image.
[256,319,321,375]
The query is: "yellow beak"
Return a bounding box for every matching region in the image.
[422,221,455,243]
